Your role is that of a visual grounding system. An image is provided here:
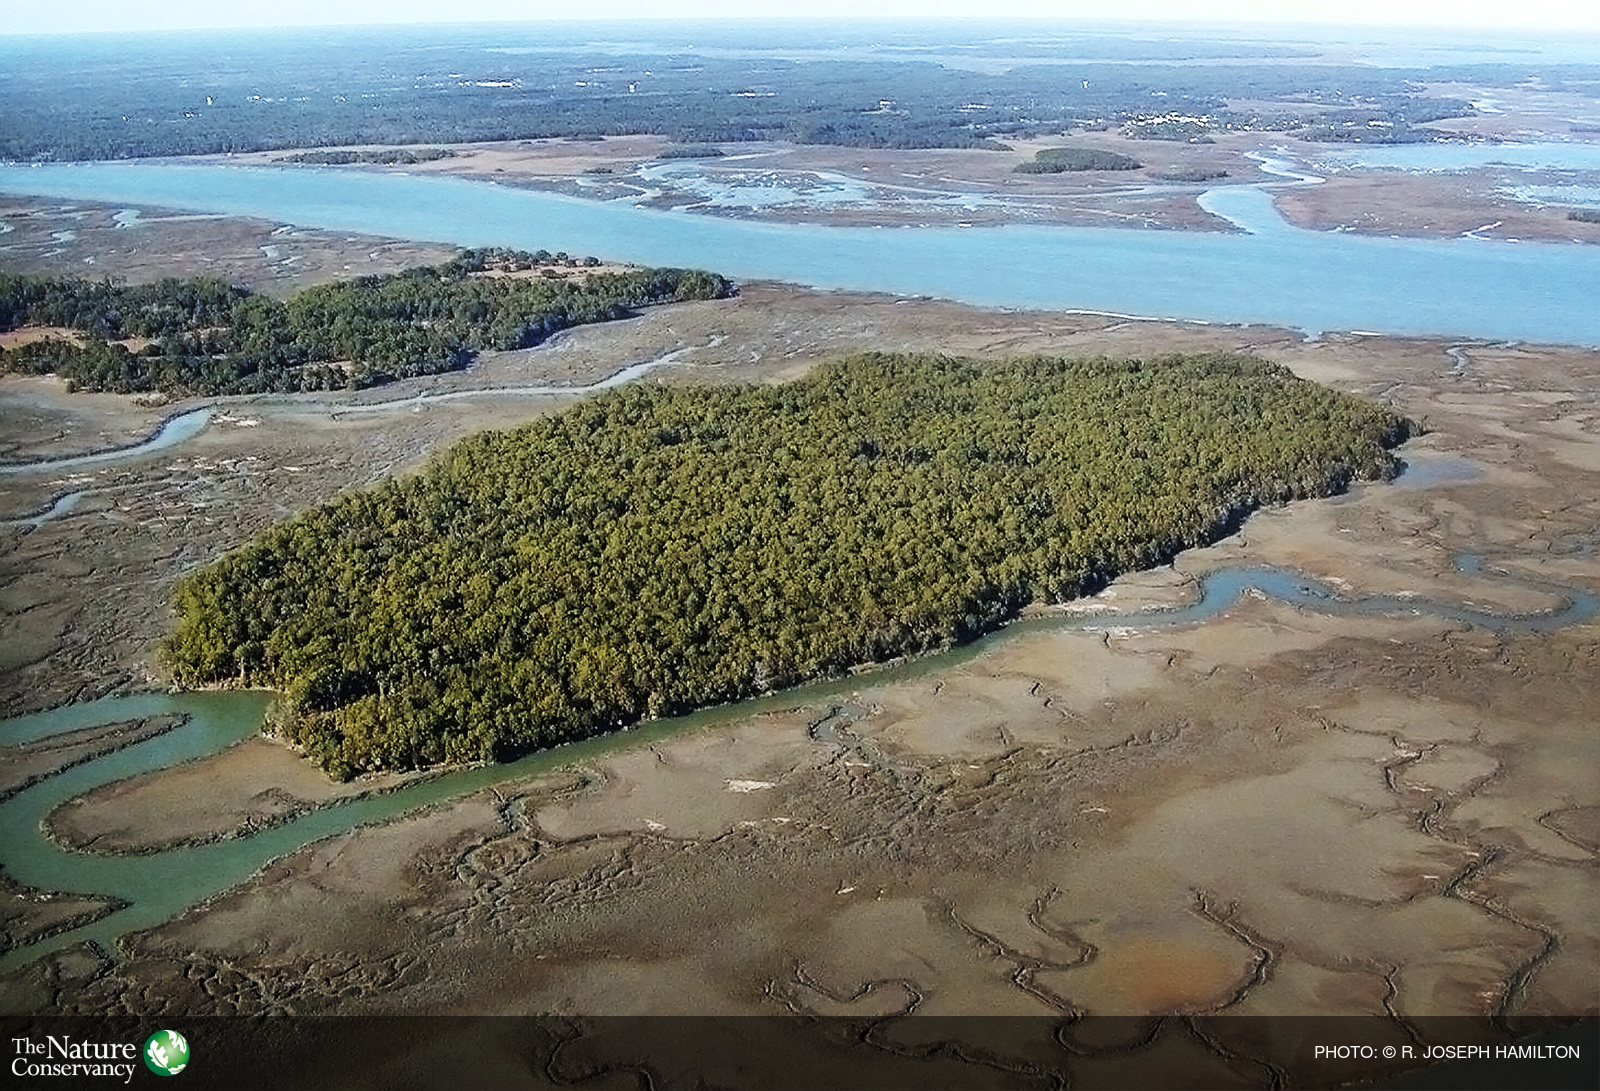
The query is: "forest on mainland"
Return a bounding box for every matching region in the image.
[164,351,1412,779]
[0,251,732,395]
[0,23,1506,160]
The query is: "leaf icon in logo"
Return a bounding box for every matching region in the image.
[144,1030,189,1076]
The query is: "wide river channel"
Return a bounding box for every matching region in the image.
[3,160,1600,344]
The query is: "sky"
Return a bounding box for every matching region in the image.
[3,0,1599,36]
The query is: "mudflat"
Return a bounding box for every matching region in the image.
[1,214,1596,1086]
[0,196,455,296]
[202,128,1600,242]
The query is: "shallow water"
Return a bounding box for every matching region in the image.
[1195,187,1299,235]
[1504,183,1600,207]
[1315,142,1600,174]
[0,408,212,475]
[0,489,85,528]
[1393,453,1484,489]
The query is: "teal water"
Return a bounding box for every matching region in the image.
[0,409,211,475]
[1,558,1593,971]
[1505,184,1600,208]
[3,162,1600,344]
[1316,142,1600,173]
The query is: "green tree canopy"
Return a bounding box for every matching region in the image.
[0,254,732,396]
[164,351,1411,779]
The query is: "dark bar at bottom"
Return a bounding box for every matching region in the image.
[2,1014,1594,1089]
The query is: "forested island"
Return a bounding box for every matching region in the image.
[1014,147,1144,173]
[0,251,732,395]
[273,148,459,165]
[164,351,1412,779]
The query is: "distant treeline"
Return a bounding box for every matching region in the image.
[657,144,727,159]
[273,148,458,165]
[1568,208,1600,224]
[164,350,1412,778]
[0,24,1499,159]
[0,250,732,395]
[1153,167,1229,182]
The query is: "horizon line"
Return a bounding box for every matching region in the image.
[6,14,1600,39]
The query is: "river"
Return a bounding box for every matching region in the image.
[3,160,1600,344]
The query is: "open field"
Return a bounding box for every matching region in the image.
[1,211,1597,1085]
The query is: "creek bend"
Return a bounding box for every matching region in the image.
[0,409,212,477]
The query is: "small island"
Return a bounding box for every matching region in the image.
[164,351,1411,778]
[1014,146,1144,173]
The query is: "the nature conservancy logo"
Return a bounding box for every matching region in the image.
[9,1028,187,1082]
[143,1030,190,1076]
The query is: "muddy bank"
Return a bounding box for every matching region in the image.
[0,873,123,958]
[1274,171,1600,243]
[42,735,432,855]
[7,621,1592,1031]
[0,716,179,948]
[0,716,181,804]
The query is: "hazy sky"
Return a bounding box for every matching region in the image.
[4,0,1599,36]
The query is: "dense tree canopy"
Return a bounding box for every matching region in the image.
[0,252,732,395]
[274,148,458,165]
[0,26,1489,160]
[164,351,1412,779]
[1014,147,1143,173]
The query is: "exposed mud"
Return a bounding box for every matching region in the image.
[0,873,123,959]
[0,196,454,295]
[0,716,181,804]
[42,736,434,855]
[208,131,1600,243]
[1273,171,1600,243]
